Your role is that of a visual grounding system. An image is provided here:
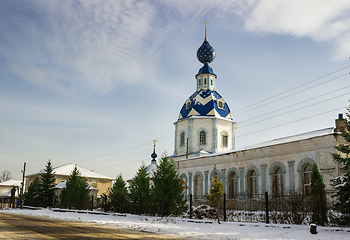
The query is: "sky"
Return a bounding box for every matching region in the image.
[1,0,350,182]
[3,208,350,240]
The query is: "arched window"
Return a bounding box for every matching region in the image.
[204,78,207,85]
[228,172,238,198]
[247,170,257,198]
[198,79,200,88]
[218,101,224,109]
[194,175,203,199]
[222,133,228,147]
[180,132,185,147]
[302,164,312,195]
[273,167,284,197]
[211,79,213,86]
[199,131,206,145]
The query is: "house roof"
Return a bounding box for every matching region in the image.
[26,163,114,180]
[0,179,22,187]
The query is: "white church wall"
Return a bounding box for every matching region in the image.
[177,133,342,197]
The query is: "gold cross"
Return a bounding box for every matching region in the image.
[203,21,209,31]
[153,139,157,148]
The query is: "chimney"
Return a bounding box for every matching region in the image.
[335,113,348,133]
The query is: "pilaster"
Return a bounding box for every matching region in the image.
[260,164,267,193]
[188,119,193,153]
[204,171,209,195]
[188,172,193,196]
[212,119,218,153]
[288,161,295,193]
[221,169,226,193]
[239,167,244,194]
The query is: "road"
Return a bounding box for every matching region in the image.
[0,212,186,239]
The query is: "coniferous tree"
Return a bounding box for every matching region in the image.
[39,160,56,207]
[24,177,41,206]
[311,164,327,225]
[206,175,225,224]
[61,166,90,210]
[109,174,129,212]
[152,155,187,216]
[129,164,152,214]
[331,102,350,225]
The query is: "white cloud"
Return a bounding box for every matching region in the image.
[1,0,160,95]
[244,0,350,60]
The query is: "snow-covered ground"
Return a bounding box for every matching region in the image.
[2,208,349,240]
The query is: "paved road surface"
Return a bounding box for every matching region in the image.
[0,212,186,239]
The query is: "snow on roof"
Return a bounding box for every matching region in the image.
[26,163,114,180]
[177,127,336,161]
[238,127,335,151]
[53,181,98,191]
[0,179,22,187]
[0,189,20,198]
[127,161,157,182]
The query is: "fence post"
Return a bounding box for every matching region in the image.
[265,192,269,224]
[190,194,193,219]
[223,192,226,222]
[91,195,94,211]
[319,190,325,226]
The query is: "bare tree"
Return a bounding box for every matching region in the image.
[0,170,12,182]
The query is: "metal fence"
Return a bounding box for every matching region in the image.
[187,192,333,225]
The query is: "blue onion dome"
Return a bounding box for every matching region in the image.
[197,37,216,64]
[151,148,157,160]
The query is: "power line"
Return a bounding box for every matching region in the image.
[236,106,347,139]
[234,72,349,117]
[65,67,349,168]
[232,65,350,114]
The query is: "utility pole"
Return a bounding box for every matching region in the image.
[20,162,26,209]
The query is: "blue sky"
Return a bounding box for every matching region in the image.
[1,0,350,181]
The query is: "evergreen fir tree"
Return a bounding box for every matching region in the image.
[206,175,224,224]
[39,159,56,207]
[108,174,129,213]
[331,102,350,225]
[61,166,90,210]
[152,155,187,216]
[24,177,41,207]
[311,164,327,225]
[129,164,152,214]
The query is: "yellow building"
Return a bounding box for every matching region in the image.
[25,164,113,197]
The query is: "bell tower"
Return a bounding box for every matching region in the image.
[173,23,237,160]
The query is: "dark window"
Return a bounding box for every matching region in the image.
[222,134,228,147]
[247,170,257,198]
[180,132,185,147]
[199,131,206,145]
[302,164,312,195]
[273,167,284,197]
[228,172,238,198]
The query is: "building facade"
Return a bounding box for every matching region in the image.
[25,164,113,197]
[172,29,347,199]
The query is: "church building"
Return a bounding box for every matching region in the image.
[171,27,347,199]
